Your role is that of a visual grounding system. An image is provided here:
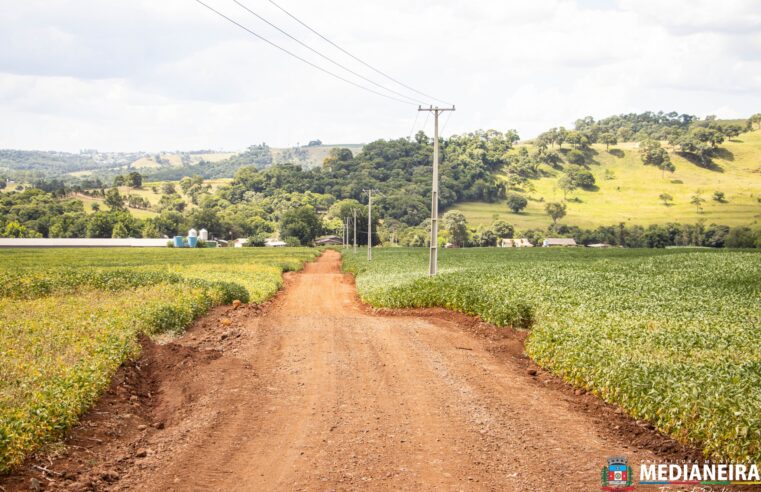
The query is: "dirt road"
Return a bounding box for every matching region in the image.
[5,250,685,491]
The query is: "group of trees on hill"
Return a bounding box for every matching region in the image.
[113,171,143,188]
[217,130,516,230]
[0,130,519,244]
[534,112,758,172]
[3,111,761,247]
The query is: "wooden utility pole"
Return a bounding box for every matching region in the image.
[418,105,455,275]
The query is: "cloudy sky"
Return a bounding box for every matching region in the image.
[1,0,760,152]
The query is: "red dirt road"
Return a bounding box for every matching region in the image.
[4,250,689,491]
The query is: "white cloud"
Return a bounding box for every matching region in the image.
[0,0,759,151]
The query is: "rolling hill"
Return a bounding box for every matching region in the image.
[453,129,761,230]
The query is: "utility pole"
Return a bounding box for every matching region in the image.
[418,105,455,275]
[345,217,349,248]
[353,208,357,254]
[363,189,378,261]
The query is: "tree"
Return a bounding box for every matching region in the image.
[721,124,743,140]
[748,113,761,131]
[565,131,589,149]
[690,191,706,213]
[545,202,567,225]
[725,227,758,248]
[658,193,674,206]
[713,191,726,203]
[1,221,41,238]
[558,175,576,200]
[639,139,673,177]
[86,212,116,238]
[556,127,567,149]
[491,220,514,239]
[322,147,353,169]
[113,175,125,187]
[161,182,177,195]
[599,132,617,150]
[691,127,724,148]
[473,225,497,247]
[642,225,670,248]
[505,193,528,213]
[570,169,596,189]
[659,160,676,178]
[279,206,322,245]
[179,177,192,194]
[142,221,160,238]
[443,211,469,247]
[111,222,129,238]
[566,149,585,165]
[104,187,125,211]
[126,172,143,189]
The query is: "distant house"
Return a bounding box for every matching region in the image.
[315,235,343,246]
[232,238,248,248]
[265,239,287,247]
[542,238,577,247]
[587,243,612,248]
[498,238,533,248]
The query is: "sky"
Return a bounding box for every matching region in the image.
[1,0,760,152]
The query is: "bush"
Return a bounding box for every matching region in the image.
[724,227,759,248]
[247,233,268,247]
[283,236,302,247]
[571,169,596,189]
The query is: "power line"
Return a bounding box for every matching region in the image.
[440,110,453,136]
[407,111,420,140]
[419,110,431,137]
[267,0,452,106]
[231,0,427,105]
[193,0,417,106]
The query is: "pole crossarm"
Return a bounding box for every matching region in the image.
[417,106,455,276]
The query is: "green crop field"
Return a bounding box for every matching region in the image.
[0,247,318,472]
[342,248,761,463]
[454,129,761,231]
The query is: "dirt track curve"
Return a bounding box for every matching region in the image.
[5,250,692,491]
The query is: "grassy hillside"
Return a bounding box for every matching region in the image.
[73,178,232,218]
[454,129,761,230]
[271,144,364,168]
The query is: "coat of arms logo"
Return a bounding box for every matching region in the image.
[601,456,635,491]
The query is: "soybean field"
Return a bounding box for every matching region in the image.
[0,247,318,473]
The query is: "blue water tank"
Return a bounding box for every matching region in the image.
[188,236,198,248]
[173,236,184,248]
